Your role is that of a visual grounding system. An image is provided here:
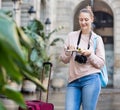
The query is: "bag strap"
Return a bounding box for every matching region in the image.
[93,37,97,52]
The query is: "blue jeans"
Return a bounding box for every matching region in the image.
[65,73,101,110]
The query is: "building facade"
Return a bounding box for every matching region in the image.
[1,0,120,88]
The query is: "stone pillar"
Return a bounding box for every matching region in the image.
[45,0,50,17]
[113,14,120,88]
[12,1,21,26]
[114,54,120,88]
[111,0,120,88]
[36,0,41,20]
[0,0,1,9]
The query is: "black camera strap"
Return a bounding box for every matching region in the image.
[77,31,92,49]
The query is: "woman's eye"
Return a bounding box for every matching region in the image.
[79,19,84,22]
[79,18,83,21]
[85,18,89,21]
[79,18,89,22]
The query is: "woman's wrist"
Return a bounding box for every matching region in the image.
[65,51,72,56]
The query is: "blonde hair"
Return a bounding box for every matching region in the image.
[79,6,94,18]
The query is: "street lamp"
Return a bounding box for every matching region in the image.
[45,18,51,36]
[28,6,36,21]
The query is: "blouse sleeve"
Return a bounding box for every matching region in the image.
[59,33,72,64]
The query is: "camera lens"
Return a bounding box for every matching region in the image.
[75,54,87,64]
[81,55,87,63]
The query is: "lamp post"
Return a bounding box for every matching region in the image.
[90,0,94,8]
[90,0,94,9]
[28,6,36,21]
[90,0,95,29]
[12,0,22,26]
[45,18,51,36]
[44,18,51,56]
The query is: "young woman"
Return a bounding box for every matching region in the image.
[60,6,105,110]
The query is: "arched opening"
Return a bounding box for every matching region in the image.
[74,0,114,87]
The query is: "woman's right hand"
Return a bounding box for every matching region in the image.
[67,45,75,51]
[64,45,75,56]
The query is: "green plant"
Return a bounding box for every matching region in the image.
[22,19,64,77]
[0,10,46,110]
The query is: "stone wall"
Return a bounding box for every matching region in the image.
[51,0,120,88]
[1,0,120,88]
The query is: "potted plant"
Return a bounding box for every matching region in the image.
[0,10,46,110]
[21,19,64,91]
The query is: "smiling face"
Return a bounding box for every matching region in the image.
[79,10,94,33]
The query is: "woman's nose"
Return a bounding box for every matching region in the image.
[81,20,86,24]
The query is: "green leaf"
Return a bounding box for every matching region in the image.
[17,26,32,49]
[0,85,26,109]
[27,19,44,33]
[50,38,64,46]
[0,48,23,82]
[0,101,6,110]
[30,49,38,62]
[0,68,6,84]
[0,14,24,59]
[21,71,46,91]
[47,26,64,39]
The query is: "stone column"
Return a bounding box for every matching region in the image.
[0,0,1,9]
[111,0,120,88]
[12,1,21,26]
[113,15,120,88]
[45,0,50,17]
[36,0,41,20]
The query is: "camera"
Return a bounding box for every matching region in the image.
[74,54,87,64]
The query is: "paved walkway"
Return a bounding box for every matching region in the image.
[1,88,120,110]
[49,88,120,110]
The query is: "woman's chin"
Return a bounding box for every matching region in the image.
[81,27,88,31]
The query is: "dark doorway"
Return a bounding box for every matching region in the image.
[74,1,114,87]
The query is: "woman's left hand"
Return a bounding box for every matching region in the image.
[80,49,91,57]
